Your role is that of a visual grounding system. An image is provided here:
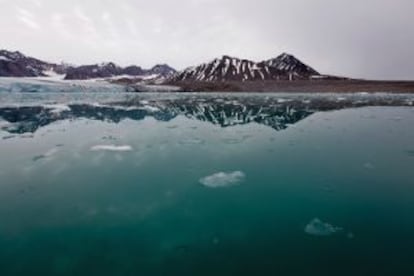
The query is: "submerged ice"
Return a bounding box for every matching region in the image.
[305,218,343,236]
[199,171,246,188]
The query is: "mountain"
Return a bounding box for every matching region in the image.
[170,55,291,82]
[64,63,177,80]
[0,49,176,80]
[264,53,319,77]
[64,62,123,80]
[122,65,146,76]
[1,49,314,82]
[148,64,176,77]
[0,50,63,77]
[169,53,319,83]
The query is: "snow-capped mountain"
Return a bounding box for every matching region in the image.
[0,50,64,77]
[264,53,319,77]
[170,53,320,82]
[0,49,176,80]
[170,55,289,82]
[148,64,176,77]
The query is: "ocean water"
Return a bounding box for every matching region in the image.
[0,92,414,275]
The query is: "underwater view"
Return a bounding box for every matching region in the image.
[1,92,414,275]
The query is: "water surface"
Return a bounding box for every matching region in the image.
[0,92,414,275]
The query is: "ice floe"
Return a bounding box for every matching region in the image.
[43,104,71,114]
[90,145,133,152]
[140,105,160,112]
[199,171,245,188]
[305,218,342,236]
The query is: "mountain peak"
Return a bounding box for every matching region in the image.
[150,64,176,77]
[277,52,295,60]
[264,53,319,76]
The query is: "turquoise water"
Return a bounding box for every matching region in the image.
[0,93,414,275]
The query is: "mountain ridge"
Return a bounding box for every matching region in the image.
[0,49,177,80]
[0,49,320,82]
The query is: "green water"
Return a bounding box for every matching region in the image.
[0,93,414,275]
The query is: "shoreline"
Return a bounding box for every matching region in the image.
[164,80,414,93]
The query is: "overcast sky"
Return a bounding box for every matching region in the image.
[1,0,413,79]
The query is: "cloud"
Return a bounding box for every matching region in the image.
[125,17,139,37]
[30,0,42,7]
[51,13,73,40]
[101,11,121,45]
[199,171,245,188]
[74,6,99,40]
[16,7,40,30]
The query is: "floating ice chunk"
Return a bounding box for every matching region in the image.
[200,171,245,188]
[140,105,160,112]
[44,104,71,114]
[277,98,291,103]
[0,120,11,129]
[305,218,342,236]
[90,145,133,152]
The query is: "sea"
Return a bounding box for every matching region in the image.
[0,91,414,275]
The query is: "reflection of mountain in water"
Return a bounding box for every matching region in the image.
[1,95,413,134]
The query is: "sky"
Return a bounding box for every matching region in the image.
[0,0,413,80]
